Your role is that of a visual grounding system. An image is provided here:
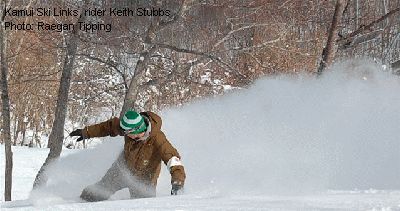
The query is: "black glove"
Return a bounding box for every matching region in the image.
[171,181,184,195]
[69,129,84,142]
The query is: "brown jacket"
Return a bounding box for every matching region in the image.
[82,111,186,187]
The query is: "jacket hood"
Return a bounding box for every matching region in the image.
[141,111,162,132]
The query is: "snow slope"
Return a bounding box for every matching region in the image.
[1,146,399,210]
[1,59,400,210]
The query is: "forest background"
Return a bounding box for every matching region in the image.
[1,0,399,149]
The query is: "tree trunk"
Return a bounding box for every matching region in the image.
[20,122,26,146]
[120,1,186,116]
[35,125,42,148]
[12,117,19,146]
[120,46,157,117]
[317,0,347,74]
[32,1,88,189]
[1,0,13,201]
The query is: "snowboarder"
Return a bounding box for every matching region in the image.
[69,110,186,201]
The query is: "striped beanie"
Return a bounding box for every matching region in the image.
[120,110,147,134]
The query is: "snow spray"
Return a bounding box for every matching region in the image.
[31,59,400,202]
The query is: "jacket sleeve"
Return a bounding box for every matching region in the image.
[155,132,186,185]
[82,117,123,138]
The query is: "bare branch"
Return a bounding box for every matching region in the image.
[213,23,281,48]
[338,7,400,47]
[77,54,129,91]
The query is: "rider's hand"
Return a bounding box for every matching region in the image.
[171,181,184,195]
[69,129,84,142]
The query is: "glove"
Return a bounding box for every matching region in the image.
[69,129,84,142]
[171,181,184,195]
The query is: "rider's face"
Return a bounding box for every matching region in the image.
[127,132,145,140]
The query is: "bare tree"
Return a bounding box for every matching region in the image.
[33,0,89,189]
[338,7,400,49]
[0,0,13,201]
[317,0,347,74]
[120,0,186,115]
[318,0,400,74]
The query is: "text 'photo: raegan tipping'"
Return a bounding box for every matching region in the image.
[4,7,171,33]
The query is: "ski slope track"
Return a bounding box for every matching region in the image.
[1,59,400,210]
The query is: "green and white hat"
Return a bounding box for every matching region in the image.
[120,110,147,134]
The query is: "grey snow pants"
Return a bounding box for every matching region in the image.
[80,152,156,202]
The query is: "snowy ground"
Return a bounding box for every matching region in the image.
[0,146,399,210]
[1,59,400,210]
